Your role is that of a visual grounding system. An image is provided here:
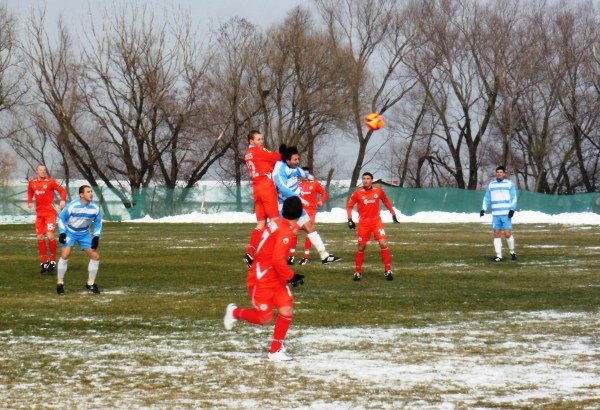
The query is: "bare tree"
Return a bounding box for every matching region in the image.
[0,3,24,113]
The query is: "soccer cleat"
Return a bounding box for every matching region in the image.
[287,256,295,265]
[243,254,254,268]
[86,283,101,294]
[511,252,517,261]
[267,348,292,362]
[46,261,56,273]
[492,256,503,262]
[56,283,64,295]
[40,262,49,274]
[353,272,362,281]
[322,254,342,264]
[223,303,237,330]
[384,270,393,281]
[299,258,308,266]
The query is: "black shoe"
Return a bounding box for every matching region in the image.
[511,253,517,261]
[299,258,308,266]
[384,270,393,281]
[46,261,56,273]
[40,262,49,274]
[353,272,362,281]
[322,254,342,264]
[56,283,64,295]
[492,256,503,262]
[243,254,254,268]
[86,283,101,294]
[287,256,295,265]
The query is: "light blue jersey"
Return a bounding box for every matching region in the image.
[273,161,310,203]
[482,178,517,216]
[58,198,102,238]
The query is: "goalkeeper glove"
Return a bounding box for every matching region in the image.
[289,273,305,287]
[91,236,100,250]
[59,233,67,244]
[508,210,514,219]
[480,210,485,217]
[347,218,356,229]
[392,215,399,223]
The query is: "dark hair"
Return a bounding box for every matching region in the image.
[496,166,506,172]
[282,196,303,220]
[362,172,374,179]
[282,146,299,162]
[79,185,91,194]
[302,166,310,173]
[247,130,261,143]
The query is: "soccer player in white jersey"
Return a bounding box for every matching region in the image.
[480,166,517,262]
[56,185,103,294]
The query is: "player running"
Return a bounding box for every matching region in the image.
[56,185,102,295]
[243,130,282,267]
[287,167,328,265]
[27,164,68,274]
[273,146,340,264]
[480,166,518,261]
[347,172,398,281]
[223,196,306,362]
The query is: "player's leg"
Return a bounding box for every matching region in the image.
[35,216,49,272]
[492,215,503,261]
[56,244,73,295]
[299,211,341,264]
[287,234,298,265]
[46,216,58,272]
[354,241,367,281]
[300,210,316,265]
[374,222,393,280]
[268,287,294,361]
[504,226,516,260]
[224,285,274,330]
[83,247,101,294]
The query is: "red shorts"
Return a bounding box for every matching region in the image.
[35,215,57,235]
[249,284,293,313]
[253,183,279,222]
[357,220,386,246]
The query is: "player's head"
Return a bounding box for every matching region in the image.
[36,165,47,178]
[282,196,303,221]
[247,130,264,147]
[495,166,506,181]
[283,146,299,168]
[79,185,94,203]
[362,172,374,188]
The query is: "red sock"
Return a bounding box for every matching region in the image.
[49,239,57,261]
[270,313,292,353]
[381,247,392,271]
[37,240,48,263]
[246,228,264,257]
[234,307,264,325]
[288,235,298,258]
[303,237,312,258]
[355,250,365,273]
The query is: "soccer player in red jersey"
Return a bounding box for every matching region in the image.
[346,172,399,281]
[243,130,282,267]
[287,167,328,265]
[27,165,68,274]
[223,196,305,362]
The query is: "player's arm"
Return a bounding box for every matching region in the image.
[54,181,68,208]
[380,188,398,223]
[57,205,69,234]
[256,148,282,166]
[272,230,295,281]
[346,191,358,219]
[481,186,491,212]
[509,182,517,210]
[316,182,328,206]
[27,181,34,208]
[92,207,103,238]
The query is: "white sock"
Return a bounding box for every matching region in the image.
[88,259,100,285]
[507,236,515,253]
[493,238,502,258]
[307,231,329,259]
[57,258,68,282]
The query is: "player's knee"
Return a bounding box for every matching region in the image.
[278,305,293,317]
[379,241,388,249]
[358,244,367,252]
[256,309,274,325]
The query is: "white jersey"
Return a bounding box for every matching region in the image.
[482,178,517,216]
[58,198,103,237]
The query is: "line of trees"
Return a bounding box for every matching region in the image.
[0,0,598,214]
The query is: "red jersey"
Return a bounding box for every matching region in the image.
[244,145,281,188]
[347,185,395,222]
[299,180,328,211]
[28,177,68,217]
[247,219,296,288]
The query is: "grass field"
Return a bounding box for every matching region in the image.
[1,222,599,408]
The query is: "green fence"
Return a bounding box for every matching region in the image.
[1,185,599,222]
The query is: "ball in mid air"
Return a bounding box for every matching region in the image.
[365,113,384,131]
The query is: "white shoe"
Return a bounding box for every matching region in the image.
[267,348,292,362]
[223,303,237,330]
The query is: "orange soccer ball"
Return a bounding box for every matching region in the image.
[365,113,384,131]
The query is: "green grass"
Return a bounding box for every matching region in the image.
[0,222,599,408]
